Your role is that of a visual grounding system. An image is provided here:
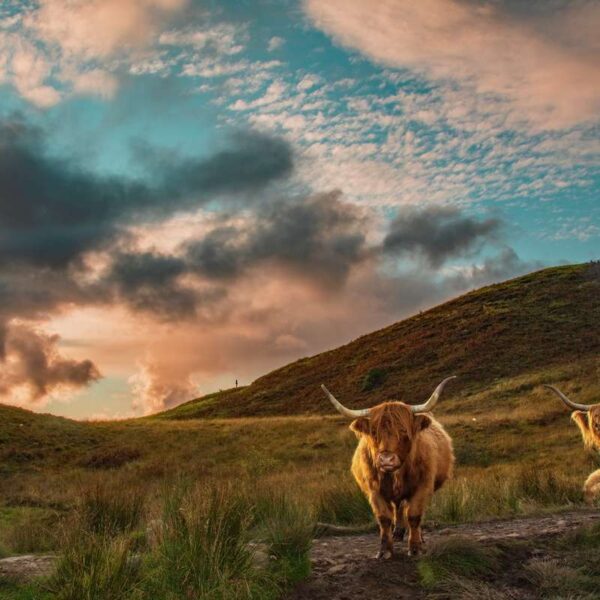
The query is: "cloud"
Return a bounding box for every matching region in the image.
[4,37,61,107]
[129,360,197,415]
[27,0,189,61]
[113,242,537,415]
[267,36,285,52]
[304,0,600,128]
[0,118,293,270]
[105,252,197,319]
[383,206,501,267]
[0,323,100,406]
[446,247,543,290]
[0,0,190,105]
[185,190,368,287]
[0,115,543,415]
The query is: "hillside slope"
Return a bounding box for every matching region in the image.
[161,263,600,419]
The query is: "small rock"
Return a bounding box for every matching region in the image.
[327,564,346,575]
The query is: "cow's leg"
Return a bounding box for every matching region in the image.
[406,488,432,556]
[393,500,407,541]
[369,493,395,559]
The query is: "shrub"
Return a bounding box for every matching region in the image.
[361,368,388,392]
[79,448,141,470]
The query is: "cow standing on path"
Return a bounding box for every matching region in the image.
[321,377,456,558]
[544,385,600,504]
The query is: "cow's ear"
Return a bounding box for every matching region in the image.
[350,417,370,436]
[414,414,432,433]
[571,410,590,433]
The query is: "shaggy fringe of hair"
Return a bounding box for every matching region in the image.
[370,402,414,440]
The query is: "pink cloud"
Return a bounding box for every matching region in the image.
[0,0,188,106]
[27,0,189,60]
[0,323,100,408]
[304,0,600,129]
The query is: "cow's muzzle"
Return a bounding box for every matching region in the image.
[377,452,401,473]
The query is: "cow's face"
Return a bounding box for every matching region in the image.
[587,406,600,446]
[350,402,431,473]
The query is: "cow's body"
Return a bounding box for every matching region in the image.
[572,408,600,504]
[545,386,600,505]
[349,401,454,557]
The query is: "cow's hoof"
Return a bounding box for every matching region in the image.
[407,546,421,557]
[393,526,406,541]
[375,549,393,560]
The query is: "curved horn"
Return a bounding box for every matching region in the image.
[410,376,457,413]
[321,384,370,419]
[543,385,590,412]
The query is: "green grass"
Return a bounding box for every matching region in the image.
[417,536,502,588]
[12,482,314,600]
[414,521,600,599]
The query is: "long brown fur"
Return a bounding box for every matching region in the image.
[571,406,600,504]
[583,469,600,506]
[349,401,454,557]
[571,407,600,452]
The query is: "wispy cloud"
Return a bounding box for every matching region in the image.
[304,0,600,129]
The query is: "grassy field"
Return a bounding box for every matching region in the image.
[0,263,598,598]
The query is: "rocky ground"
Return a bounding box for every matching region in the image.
[290,510,600,600]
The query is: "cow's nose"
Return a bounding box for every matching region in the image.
[378,452,398,469]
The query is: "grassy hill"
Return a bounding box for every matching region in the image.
[161,262,600,419]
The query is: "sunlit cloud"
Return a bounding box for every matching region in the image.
[304,0,600,129]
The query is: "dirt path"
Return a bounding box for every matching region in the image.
[289,509,600,600]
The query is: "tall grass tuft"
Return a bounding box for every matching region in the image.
[429,468,583,524]
[78,483,145,536]
[145,484,277,599]
[48,533,140,600]
[253,490,314,586]
[316,481,372,526]
[512,466,582,506]
[45,484,145,600]
[418,536,502,589]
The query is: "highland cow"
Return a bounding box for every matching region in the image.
[321,377,456,558]
[544,385,600,505]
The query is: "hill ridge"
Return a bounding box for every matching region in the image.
[161,262,600,420]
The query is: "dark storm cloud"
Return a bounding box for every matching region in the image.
[107,252,197,319]
[185,190,368,287]
[383,206,501,267]
[101,191,368,317]
[0,264,102,355]
[0,325,100,403]
[0,118,293,270]
[162,131,293,197]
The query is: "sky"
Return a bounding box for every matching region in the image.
[0,0,598,419]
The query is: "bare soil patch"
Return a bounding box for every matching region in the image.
[290,510,600,600]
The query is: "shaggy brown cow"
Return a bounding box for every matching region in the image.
[544,385,600,504]
[321,377,456,558]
